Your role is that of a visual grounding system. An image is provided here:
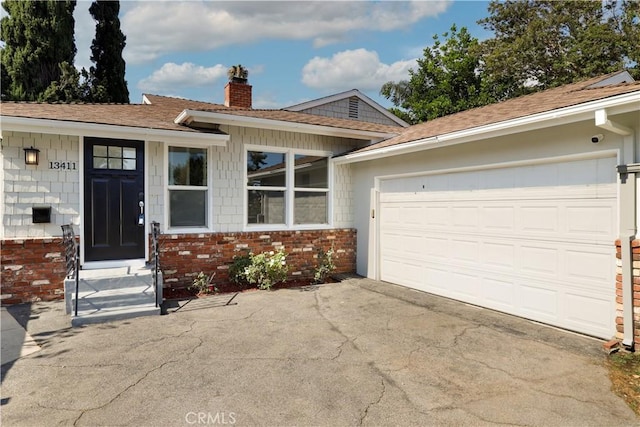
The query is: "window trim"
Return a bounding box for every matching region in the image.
[244,145,333,231]
[164,142,213,233]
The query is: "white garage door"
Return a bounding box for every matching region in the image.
[379,156,617,338]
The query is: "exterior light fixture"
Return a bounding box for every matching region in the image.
[24,146,40,166]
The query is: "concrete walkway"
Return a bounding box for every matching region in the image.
[1,278,637,426]
[1,307,41,365]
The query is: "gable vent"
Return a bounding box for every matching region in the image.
[348,97,359,119]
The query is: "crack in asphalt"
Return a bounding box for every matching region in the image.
[313,291,431,420]
[72,322,202,426]
[359,378,385,426]
[19,363,126,369]
[332,337,351,361]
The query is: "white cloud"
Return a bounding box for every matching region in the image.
[301,49,417,92]
[121,1,451,64]
[137,62,228,92]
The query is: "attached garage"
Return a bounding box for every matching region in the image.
[378,155,617,338]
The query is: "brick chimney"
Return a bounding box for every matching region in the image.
[224,80,252,108]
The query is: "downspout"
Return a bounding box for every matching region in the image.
[599,109,635,348]
[616,164,636,349]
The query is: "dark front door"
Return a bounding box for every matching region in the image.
[84,137,145,261]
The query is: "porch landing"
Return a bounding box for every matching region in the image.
[64,265,162,327]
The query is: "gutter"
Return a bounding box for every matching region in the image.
[174,109,397,141]
[0,116,230,146]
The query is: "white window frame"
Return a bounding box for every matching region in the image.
[244,145,333,231]
[164,142,213,233]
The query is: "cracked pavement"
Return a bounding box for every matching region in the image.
[1,278,638,426]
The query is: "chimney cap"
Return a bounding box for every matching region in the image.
[227,64,248,83]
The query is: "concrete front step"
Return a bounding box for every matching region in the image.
[71,304,161,327]
[65,265,162,327]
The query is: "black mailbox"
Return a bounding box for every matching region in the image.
[32,206,51,223]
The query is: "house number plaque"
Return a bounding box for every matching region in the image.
[49,161,77,170]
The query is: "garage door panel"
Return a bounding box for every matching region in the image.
[483,277,515,310]
[403,206,425,225]
[425,266,449,291]
[382,258,422,288]
[452,206,479,228]
[424,206,449,226]
[379,156,617,339]
[519,206,559,233]
[481,241,515,269]
[451,239,479,263]
[564,292,614,337]
[565,205,615,237]
[450,272,480,300]
[481,206,515,231]
[520,284,558,319]
[520,245,559,276]
[565,248,615,283]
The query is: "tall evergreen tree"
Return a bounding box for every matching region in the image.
[88,1,129,103]
[0,0,77,101]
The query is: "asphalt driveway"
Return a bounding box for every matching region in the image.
[1,278,637,426]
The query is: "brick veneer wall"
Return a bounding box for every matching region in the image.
[157,228,356,291]
[615,239,640,347]
[1,238,68,305]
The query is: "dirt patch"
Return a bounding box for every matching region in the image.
[607,351,640,415]
[162,278,335,301]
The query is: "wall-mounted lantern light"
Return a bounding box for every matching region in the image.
[23,146,40,166]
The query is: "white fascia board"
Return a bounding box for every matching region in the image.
[175,109,397,141]
[0,116,229,146]
[335,91,640,165]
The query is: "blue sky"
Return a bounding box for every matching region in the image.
[69,1,493,108]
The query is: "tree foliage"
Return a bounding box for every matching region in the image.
[382,0,640,122]
[1,0,130,103]
[88,1,129,103]
[0,0,77,101]
[479,0,637,98]
[381,25,493,124]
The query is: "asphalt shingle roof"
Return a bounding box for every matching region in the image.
[352,75,640,154]
[0,94,399,135]
[1,74,638,150]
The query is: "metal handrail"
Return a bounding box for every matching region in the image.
[151,222,161,308]
[61,224,80,316]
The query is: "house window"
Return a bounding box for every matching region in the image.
[246,149,329,226]
[168,146,208,227]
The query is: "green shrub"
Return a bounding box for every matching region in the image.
[189,272,217,294]
[244,248,288,290]
[314,246,336,284]
[229,252,252,287]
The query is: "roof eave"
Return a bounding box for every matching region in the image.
[0,116,230,145]
[334,90,640,165]
[175,109,397,141]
